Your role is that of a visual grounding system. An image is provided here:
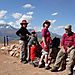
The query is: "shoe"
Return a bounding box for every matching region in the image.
[68,73,72,75]
[38,64,43,68]
[68,71,73,75]
[21,60,28,64]
[45,65,50,70]
[50,66,58,72]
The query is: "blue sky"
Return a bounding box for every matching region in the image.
[0,0,75,35]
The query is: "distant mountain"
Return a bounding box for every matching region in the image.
[0,24,17,30]
[36,31,61,40]
[0,24,18,41]
[0,24,61,42]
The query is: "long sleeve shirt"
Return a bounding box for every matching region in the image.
[16,27,31,41]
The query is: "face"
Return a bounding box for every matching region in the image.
[44,23,50,28]
[21,23,27,28]
[65,28,71,34]
[32,32,36,36]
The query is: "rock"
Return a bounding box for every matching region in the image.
[10,44,16,50]
[1,47,6,50]
[15,53,19,57]
[9,51,14,56]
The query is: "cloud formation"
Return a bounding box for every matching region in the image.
[19,14,32,22]
[0,20,6,24]
[12,13,22,19]
[26,11,34,15]
[13,14,33,28]
[57,25,65,29]
[22,4,35,9]
[0,10,7,19]
[51,12,58,16]
[51,20,56,24]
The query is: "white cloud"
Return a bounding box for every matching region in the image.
[7,21,19,28]
[18,14,32,23]
[0,10,7,19]
[8,22,14,26]
[14,14,33,28]
[51,12,58,16]
[0,20,6,24]
[51,20,56,24]
[22,4,35,9]
[57,25,65,29]
[12,13,22,19]
[26,11,34,15]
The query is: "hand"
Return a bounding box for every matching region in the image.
[44,44,47,48]
[20,35,25,38]
[66,47,71,53]
[61,47,66,53]
[62,49,67,53]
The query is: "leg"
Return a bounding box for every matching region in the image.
[54,49,65,67]
[67,49,75,75]
[39,54,45,66]
[38,49,46,67]
[45,54,50,70]
[27,45,31,61]
[51,48,65,71]
[19,40,25,61]
[24,42,27,61]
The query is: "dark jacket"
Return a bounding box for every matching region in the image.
[16,27,31,41]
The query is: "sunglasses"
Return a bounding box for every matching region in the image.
[21,23,28,25]
[31,32,36,34]
[65,28,69,30]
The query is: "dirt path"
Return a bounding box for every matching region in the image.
[0,52,68,75]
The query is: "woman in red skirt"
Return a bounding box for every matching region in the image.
[38,20,52,70]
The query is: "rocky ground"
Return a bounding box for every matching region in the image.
[0,44,73,75]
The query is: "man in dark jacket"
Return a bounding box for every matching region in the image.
[16,20,31,64]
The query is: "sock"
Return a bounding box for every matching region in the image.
[39,62,42,65]
[45,63,48,67]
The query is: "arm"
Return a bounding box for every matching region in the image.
[16,29,25,38]
[41,29,47,47]
[67,34,75,53]
[67,46,75,53]
[26,29,31,35]
[16,29,20,36]
[35,37,40,46]
[60,34,67,53]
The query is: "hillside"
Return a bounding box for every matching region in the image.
[0,24,61,42]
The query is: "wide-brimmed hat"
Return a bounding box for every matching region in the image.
[20,20,28,25]
[43,20,51,27]
[64,25,72,30]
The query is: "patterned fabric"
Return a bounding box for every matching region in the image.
[19,40,27,61]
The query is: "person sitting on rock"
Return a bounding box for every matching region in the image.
[51,25,75,75]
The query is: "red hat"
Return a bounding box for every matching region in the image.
[20,20,28,25]
[43,20,51,27]
[31,30,36,34]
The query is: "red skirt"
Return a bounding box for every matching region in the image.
[30,45,37,61]
[40,42,49,52]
